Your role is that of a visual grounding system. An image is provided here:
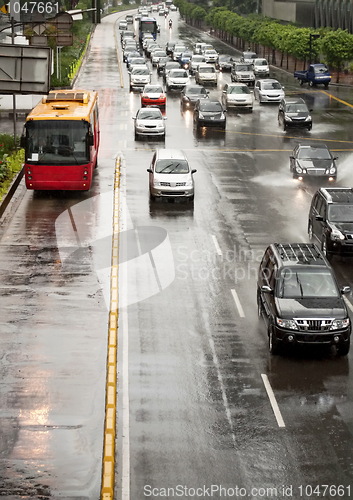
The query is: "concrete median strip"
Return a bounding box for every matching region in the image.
[101,156,121,499]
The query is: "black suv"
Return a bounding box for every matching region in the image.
[278,97,312,131]
[308,187,353,258]
[257,242,351,355]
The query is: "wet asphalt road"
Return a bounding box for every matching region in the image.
[1,9,353,500]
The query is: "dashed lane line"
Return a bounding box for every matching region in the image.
[261,374,286,428]
[231,289,245,318]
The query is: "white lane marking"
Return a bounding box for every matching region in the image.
[208,334,237,446]
[211,234,223,256]
[261,374,286,428]
[120,157,130,500]
[343,295,353,315]
[231,289,245,318]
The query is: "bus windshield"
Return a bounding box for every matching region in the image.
[140,19,157,34]
[25,120,90,165]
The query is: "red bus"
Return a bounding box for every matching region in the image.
[21,89,100,190]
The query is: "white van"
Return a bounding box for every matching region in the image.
[147,149,197,201]
[253,58,270,77]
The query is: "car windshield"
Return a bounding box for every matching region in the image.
[170,71,188,78]
[199,66,215,73]
[132,68,149,75]
[328,204,353,222]
[262,81,282,90]
[287,103,308,113]
[137,109,162,120]
[297,147,331,159]
[144,86,163,93]
[228,86,250,94]
[314,65,328,74]
[255,59,268,65]
[200,102,222,111]
[155,159,189,173]
[235,65,252,71]
[187,87,207,95]
[278,268,339,298]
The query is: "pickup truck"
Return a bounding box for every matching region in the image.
[294,63,331,88]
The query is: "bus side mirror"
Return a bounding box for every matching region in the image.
[88,133,94,146]
[20,136,26,148]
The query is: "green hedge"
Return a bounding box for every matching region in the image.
[0,135,24,202]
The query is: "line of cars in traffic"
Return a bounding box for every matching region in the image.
[120,19,353,356]
[121,23,342,190]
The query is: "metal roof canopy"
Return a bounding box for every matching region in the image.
[0,43,51,94]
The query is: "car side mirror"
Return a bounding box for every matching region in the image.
[163,116,167,120]
[88,133,94,146]
[191,169,197,174]
[289,156,294,160]
[334,156,339,160]
[261,285,273,294]
[132,117,136,120]
[147,168,152,173]
[315,214,324,221]
[20,135,26,148]
[222,90,226,93]
[341,286,351,295]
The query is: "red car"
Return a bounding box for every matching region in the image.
[141,84,166,107]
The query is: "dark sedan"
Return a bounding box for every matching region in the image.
[289,144,338,181]
[216,54,234,71]
[193,99,226,129]
[180,85,209,109]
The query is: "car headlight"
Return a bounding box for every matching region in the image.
[330,228,345,241]
[305,115,312,122]
[295,166,303,173]
[331,318,350,330]
[220,113,226,119]
[185,180,193,187]
[285,114,292,122]
[328,166,337,175]
[198,112,204,119]
[276,318,298,330]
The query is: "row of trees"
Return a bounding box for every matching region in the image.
[175,1,353,81]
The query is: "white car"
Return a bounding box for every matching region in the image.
[194,64,217,86]
[203,49,218,64]
[147,148,196,201]
[151,50,167,66]
[253,58,270,77]
[119,20,128,30]
[221,82,253,111]
[133,107,166,140]
[166,69,189,91]
[231,62,255,86]
[129,66,151,91]
[189,54,206,74]
[254,78,285,104]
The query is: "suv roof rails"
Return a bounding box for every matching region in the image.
[274,242,324,264]
[320,187,353,203]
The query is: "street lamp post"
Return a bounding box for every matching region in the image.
[309,33,320,65]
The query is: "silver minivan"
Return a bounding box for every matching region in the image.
[147,149,197,201]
